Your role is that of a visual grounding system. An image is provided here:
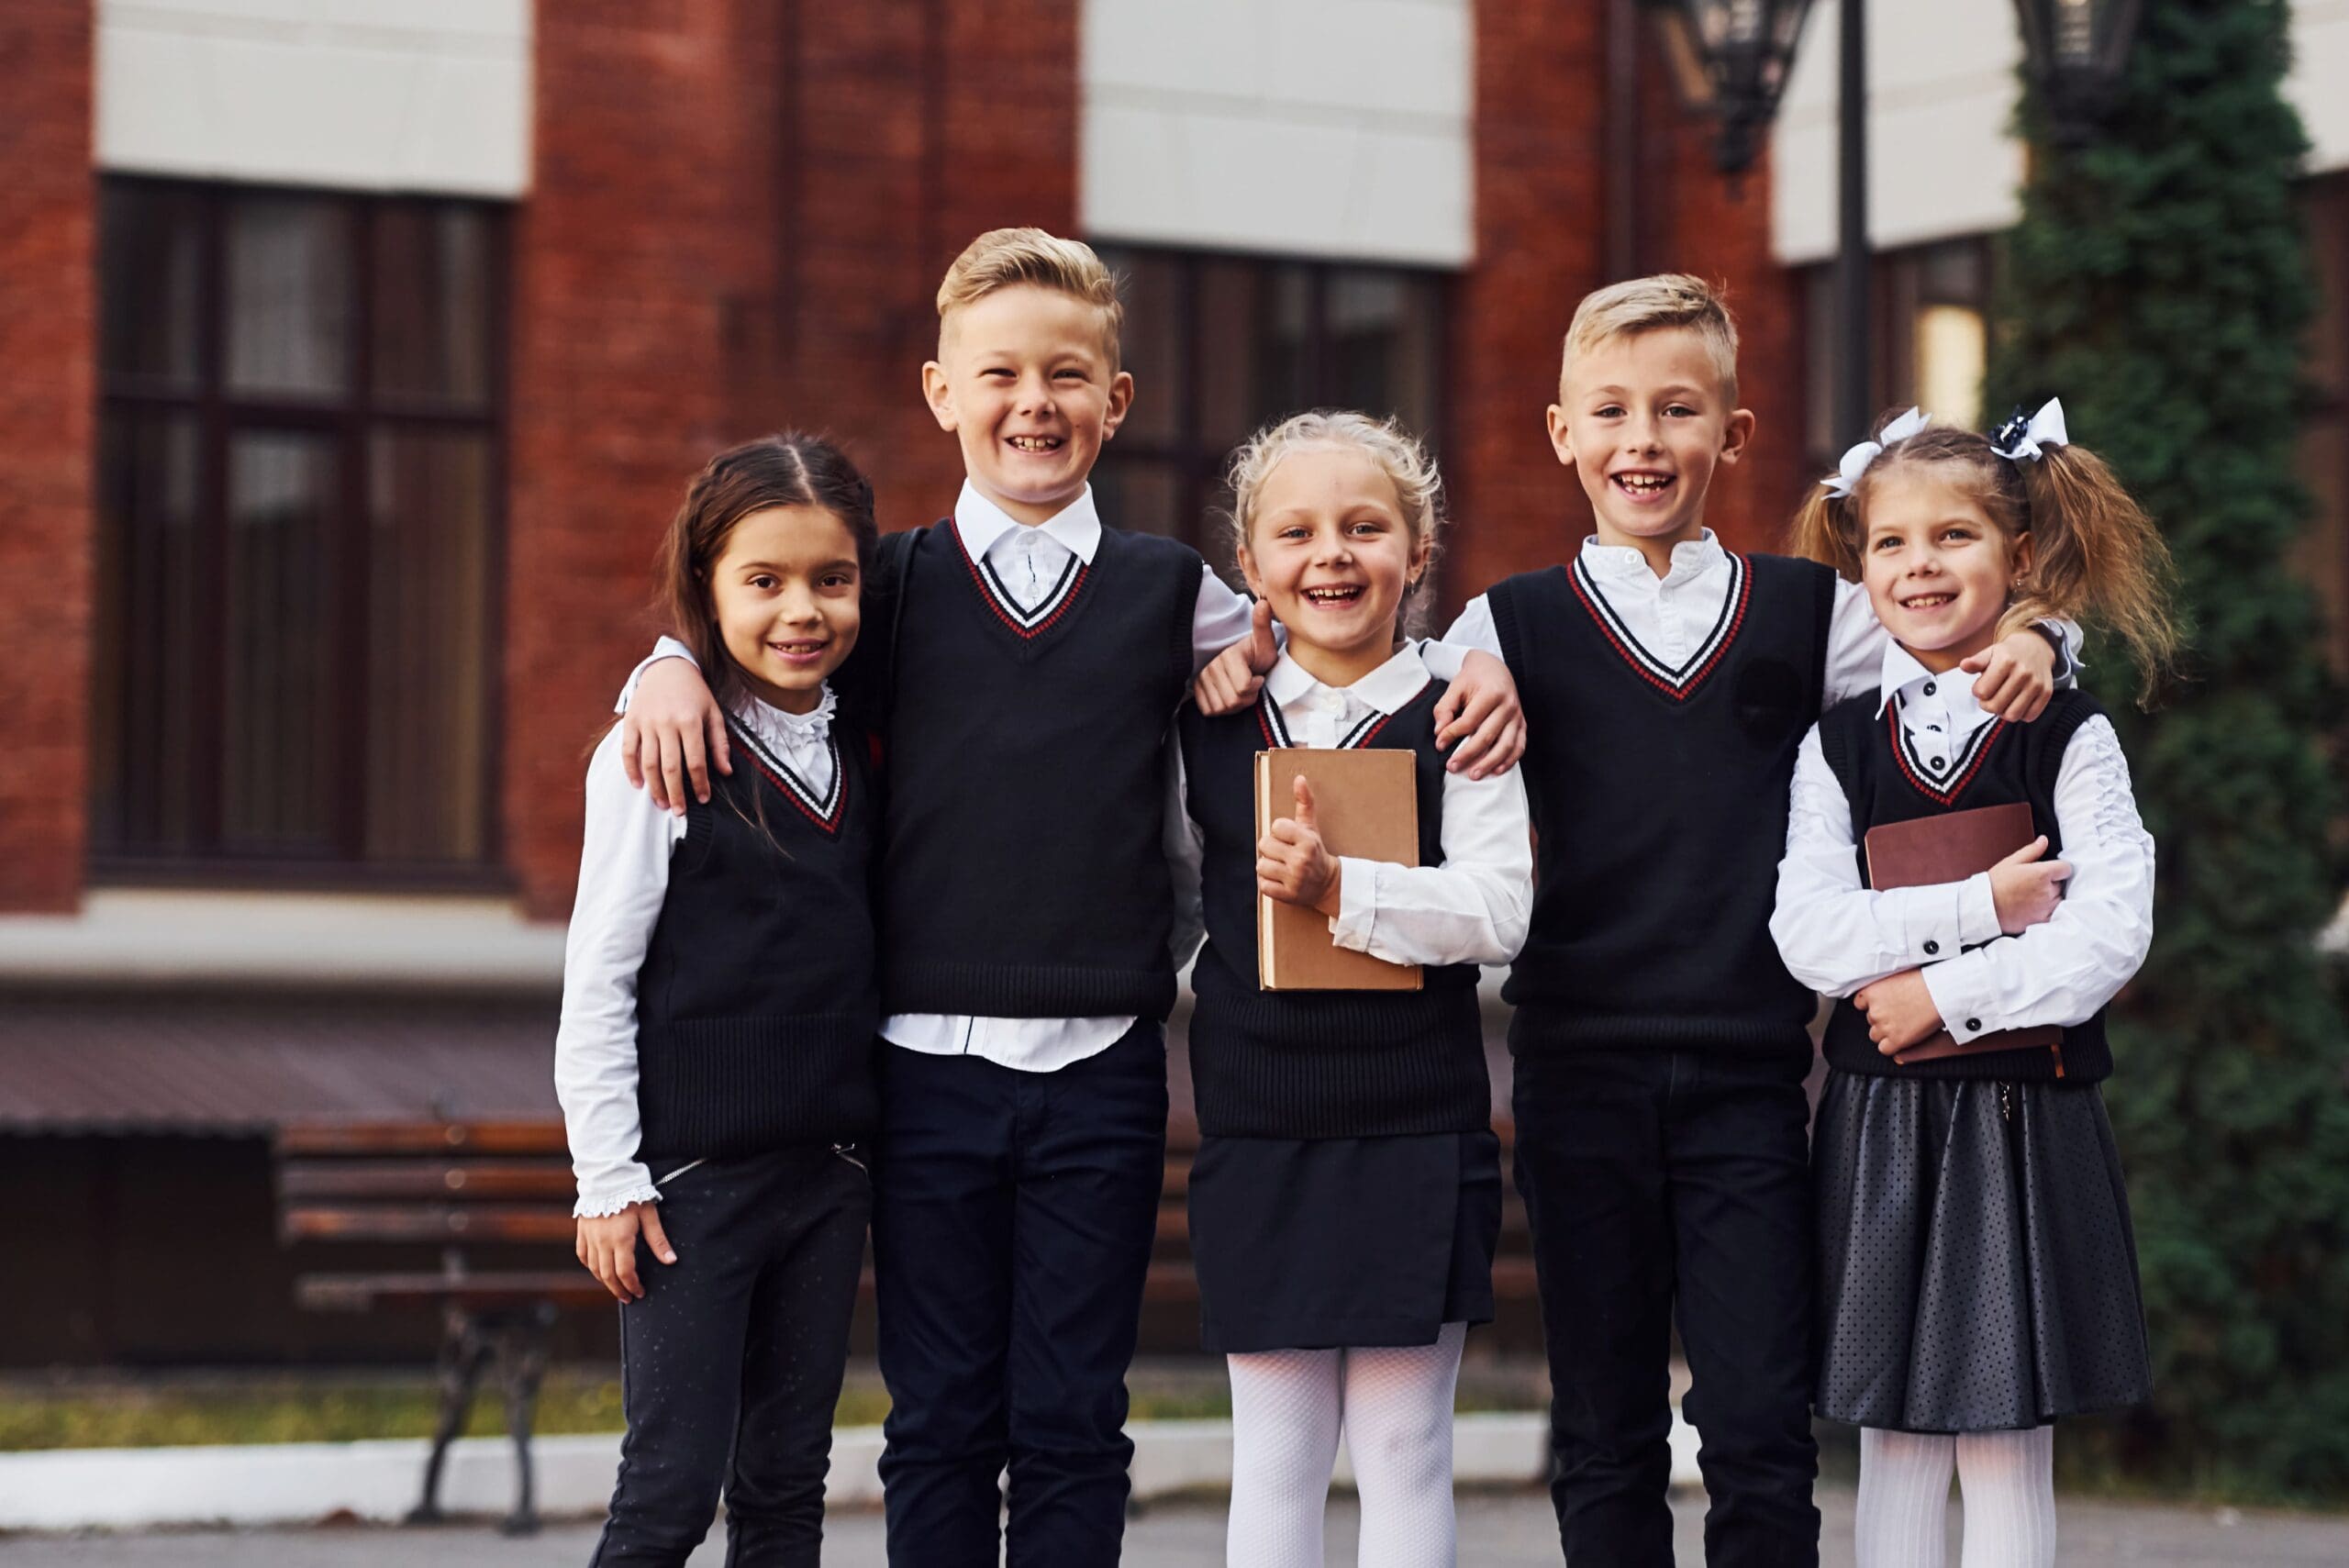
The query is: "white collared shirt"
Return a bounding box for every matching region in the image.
[1769,641,2155,1044]
[618,481,1265,1074]
[556,688,842,1218]
[1419,528,2078,705]
[1167,645,1534,972]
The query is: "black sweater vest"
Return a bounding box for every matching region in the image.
[1816,686,2112,1084]
[1176,681,1489,1139]
[633,714,881,1171]
[1489,550,1837,1060]
[874,519,1199,1019]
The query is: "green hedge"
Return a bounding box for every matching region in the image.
[1985,0,2349,1496]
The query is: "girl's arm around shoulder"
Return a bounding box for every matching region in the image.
[1769,721,2007,996]
[555,728,687,1220]
[1916,715,2154,1041]
[1329,758,1532,969]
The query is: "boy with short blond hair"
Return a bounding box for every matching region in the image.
[617,227,1521,1566]
[1466,275,2065,1567]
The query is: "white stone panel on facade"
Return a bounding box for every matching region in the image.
[1774,0,2349,265]
[1770,0,2023,264]
[1082,0,1473,266]
[2289,1,2349,175]
[96,0,529,196]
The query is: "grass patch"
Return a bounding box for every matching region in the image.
[0,1357,1549,1456]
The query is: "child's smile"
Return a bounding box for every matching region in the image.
[1240,444,1426,689]
[1860,467,2029,672]
[1548,325,1752,571]
[708,504,863,714]
[925,284,1132,526]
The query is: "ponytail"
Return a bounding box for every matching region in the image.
[2008,440,2182,704]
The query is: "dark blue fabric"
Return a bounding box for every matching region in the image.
[1174,684,1486,1139]
[1513,1046,1820,1568]
[1487,553,1836,1060]
[870,1022,1169,1568]
[1814,685,2111,1082]
[632,719,880,1172]
[590,1144,871,1568]
[875,521,1198,1020]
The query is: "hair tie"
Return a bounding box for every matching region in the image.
[1821,406,1929,498]
[1991,398,2068,463]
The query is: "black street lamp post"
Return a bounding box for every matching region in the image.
[2010,0,2146,143]
[1652,0,2143,447]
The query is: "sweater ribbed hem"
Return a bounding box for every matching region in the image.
[636,1016,878,1171]
[1189,973,1489,1139]
[1505,1005,1814,1061]
[1824,1012,2109,1084]
[883,962,1176,1021]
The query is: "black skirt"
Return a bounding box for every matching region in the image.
[1187,1128,1500,1354]
[1813,1070,2153,1433]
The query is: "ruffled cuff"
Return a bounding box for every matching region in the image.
[573,1180,663,1219]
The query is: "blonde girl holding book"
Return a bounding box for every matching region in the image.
[1771,403,2180,1568]
[1168,411,1533,1567]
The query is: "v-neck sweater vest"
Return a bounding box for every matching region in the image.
[874,518,1201,1020]
[633,715,881,1171]
[1816,686,2112,1083]
[1489,550,1839,1060]
[1177,683,1488,1139]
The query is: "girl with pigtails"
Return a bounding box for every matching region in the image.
[1769,401,2181,1568]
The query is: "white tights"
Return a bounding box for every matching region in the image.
[1224,1320,1466,1568]
[1855,1425,2057,1568]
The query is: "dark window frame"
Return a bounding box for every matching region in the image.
[92,175,510,889]
[1088,243,1452,586]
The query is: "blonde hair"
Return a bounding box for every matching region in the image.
[1790,410,2183,704]
[1225,410,1448,636]
[1560,272,1741,403]
[935,227,1124,364]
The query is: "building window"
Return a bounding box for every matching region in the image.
[1802,237,1998,474]
[92,180,507,880]
[1089,247,1446,580]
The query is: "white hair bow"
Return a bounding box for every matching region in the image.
[1991,398,2069,462]
[1821,406,1931,498]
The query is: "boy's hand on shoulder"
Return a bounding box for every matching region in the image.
[619,658,729,813]
[1257,774,1342,917]
[1433,650,1525,778]
[575,1202,676,1303]
[1853,969,1943,1055]
[1962,628,2056,723]
[1195,598,1279,716]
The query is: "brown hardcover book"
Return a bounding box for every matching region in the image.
[1253,748,1423,992]
[1863,800,2063,1073]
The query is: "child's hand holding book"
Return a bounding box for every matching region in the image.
[1257,775,1342,918]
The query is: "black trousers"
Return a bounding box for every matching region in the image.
[872,1021,1168,1568]
[1512,1046,1820,1568]
[591,1142,871,1568]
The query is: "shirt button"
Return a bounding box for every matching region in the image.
[1923,940,1940,955]
[1928,756,1947,773]
[1965,1018,1982,1033]
[1923,681,1937,695]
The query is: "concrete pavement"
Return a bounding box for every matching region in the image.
[5,1485,2347,1566]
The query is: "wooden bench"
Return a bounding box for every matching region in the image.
[277,1111,1544,1533]
[274,1118,607,1536]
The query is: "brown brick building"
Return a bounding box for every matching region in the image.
[0,0,1810,1363]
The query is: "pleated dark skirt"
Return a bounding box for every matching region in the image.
[1187,1128,1501,1354]
[1813,1070,2153,1433]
